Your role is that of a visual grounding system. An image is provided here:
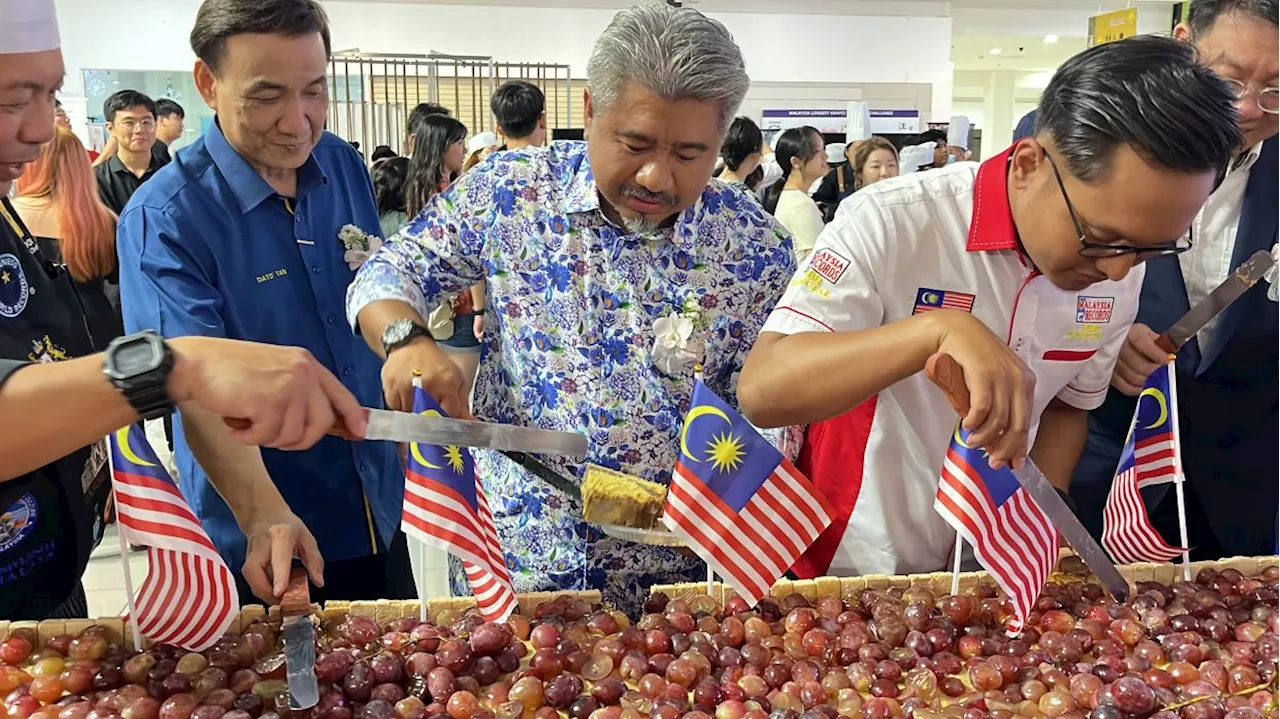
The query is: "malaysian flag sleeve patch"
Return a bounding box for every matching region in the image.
[1102,364,1186,564]
[663,381,836,607]
[401,386,517,622]
[109,424,239,651]
[913,287,976,315]
[933,424,1057,633]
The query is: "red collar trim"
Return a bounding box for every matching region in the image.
[966,144,1019,252]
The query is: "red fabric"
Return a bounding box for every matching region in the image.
[452,291,474,315]
[965,144,1019,252]
[790,397,878,579]
[87,150,99,163]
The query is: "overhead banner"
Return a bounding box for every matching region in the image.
[1087,7,1138,47]
[761,108,849,134]
[869,109,922,134]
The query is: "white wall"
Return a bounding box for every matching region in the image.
[54,0,955,122]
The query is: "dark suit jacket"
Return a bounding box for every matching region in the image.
[1073,136,1279,555]
[813,163,856,223]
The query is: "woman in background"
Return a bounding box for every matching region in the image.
[762,126,828,263]
[404,113,483,396]
[852,136,900,191]
[12,128,123,348]
[372,156,409,238]
[405,114,468,214]
[716,117,764,192]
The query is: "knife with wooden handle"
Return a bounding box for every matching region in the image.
[1154,249,1275,354]
[225,409,588,458]
[281,568,318,710]
[924,353,1130,602]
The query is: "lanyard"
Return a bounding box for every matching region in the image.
[0,199,43,259]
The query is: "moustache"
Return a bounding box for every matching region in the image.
[619,185,677,208]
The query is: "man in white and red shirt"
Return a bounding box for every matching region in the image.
[738,35,1242,578]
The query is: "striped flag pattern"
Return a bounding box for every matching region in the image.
[934,424,1058,632]
[913,287,976,315]
[1102,364,1186,564]
[401,385,516,622]
[109,424,238,651]
[663,382,836,606]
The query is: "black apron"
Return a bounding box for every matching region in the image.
[0,199,110,619]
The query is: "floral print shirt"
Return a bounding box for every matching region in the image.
[347,141,795,615]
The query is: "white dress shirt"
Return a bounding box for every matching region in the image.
[1178,142,1263,345]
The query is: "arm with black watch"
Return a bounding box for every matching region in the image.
[103,330,176,420]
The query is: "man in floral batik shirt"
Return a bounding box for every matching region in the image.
[347,4,796,613]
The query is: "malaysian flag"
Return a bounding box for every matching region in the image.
[934,424,1058,632]
[914,287,976,315]
[400,385,516,622]
[1102,364,1186,564]
[109,424,238,651]
[663,382,836,606]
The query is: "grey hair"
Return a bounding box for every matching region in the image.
[587,4,750,137]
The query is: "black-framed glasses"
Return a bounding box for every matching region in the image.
[1043,151,1194,261]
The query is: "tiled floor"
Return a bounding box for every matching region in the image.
[82,525,455,617]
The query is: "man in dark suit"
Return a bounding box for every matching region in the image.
[1072,0,1278,558]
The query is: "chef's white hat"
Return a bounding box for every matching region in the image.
[947,116,972,150]
[846,101,872,143]
[898,142,935,174]
[825,143,847,165]
[0,0,61,55]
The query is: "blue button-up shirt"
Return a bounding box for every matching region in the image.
[346,141,795,614]
[117,121,402,571]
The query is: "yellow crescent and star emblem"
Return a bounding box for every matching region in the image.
[1138,387,1168,429]
[410,408,467,474]
[115,427,156,468]
[680,405,747,473]
[922,291,940,305]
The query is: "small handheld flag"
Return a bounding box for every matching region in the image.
[664,382,836,606]
[109,424,238,651]
[934,424,1058,632]
[401,386,517,622]
[1102,364,1187,564]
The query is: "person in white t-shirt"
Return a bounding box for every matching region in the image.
[738,36,1242,579]
[763,126,829,263]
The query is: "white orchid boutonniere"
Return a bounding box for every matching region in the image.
[339,224,384,270]
[651,297,707,376]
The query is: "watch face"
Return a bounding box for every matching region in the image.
[115,338,161,375]
[384,320,414,348]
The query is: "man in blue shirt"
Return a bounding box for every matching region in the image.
[117,0,408,604]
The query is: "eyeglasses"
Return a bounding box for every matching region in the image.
[1224,79,1280,115]
[1043,151,1193,261]
[118,119,156,133]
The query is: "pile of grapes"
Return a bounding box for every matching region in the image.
[1,565,1275,719]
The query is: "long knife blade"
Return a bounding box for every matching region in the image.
[1156,249,1275,353]
[924,353,1130,602]
[227,411,589,458]
[1010,462,1130,602]
[501,450,582,498]
[281,569,318,710]
[360,409,588,457]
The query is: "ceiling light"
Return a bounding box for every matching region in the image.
[989,47,1003,55]
[1043,34,1059,44]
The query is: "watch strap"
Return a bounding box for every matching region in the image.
[383,320,432,356]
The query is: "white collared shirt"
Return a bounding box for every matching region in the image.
[761,151,1144,578]
[1178,142,1263,345]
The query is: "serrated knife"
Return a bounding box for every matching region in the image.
[1154,249,1275,354]
[281,568,318,710]
[925,353,1130,602]
[226,410,588,458]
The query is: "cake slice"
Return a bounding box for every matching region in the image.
[581,464,668,530]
